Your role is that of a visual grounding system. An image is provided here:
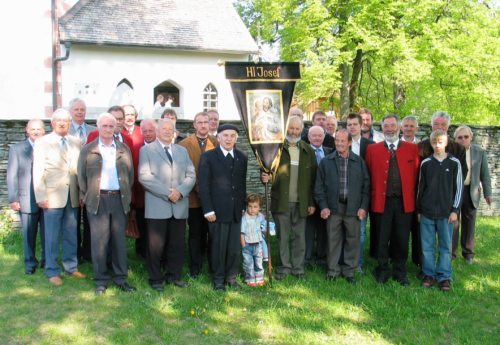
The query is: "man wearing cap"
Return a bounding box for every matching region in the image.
[199,124,247,291]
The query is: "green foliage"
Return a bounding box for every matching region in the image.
[237,0,500,124]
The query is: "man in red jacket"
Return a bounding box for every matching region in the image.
[365,115,420,286]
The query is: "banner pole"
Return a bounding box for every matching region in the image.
[265,179,273,287]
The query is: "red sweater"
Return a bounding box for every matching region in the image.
[365,141,420,213]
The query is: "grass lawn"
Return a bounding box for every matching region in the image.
[0,215,498,345]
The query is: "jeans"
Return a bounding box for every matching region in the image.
[43,202,78,278]
[358,217,367,267]
[242,243,264,283]
[420,215,453,282]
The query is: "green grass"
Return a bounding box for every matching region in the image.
[0,215,498,345]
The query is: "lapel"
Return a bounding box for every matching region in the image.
[154,140,171,165]
[22,139,33,161]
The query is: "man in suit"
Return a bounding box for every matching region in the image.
[325,115,337,139]
[262,116,317,280]
[161,108,185,143]
[139,119,196,291]
[360,108,384,143]
[453,125,492,264]
[123,104,144,147]
[199,124,247,291]
[304,126,332,267]
[33,109,85,286]
[401,116,420,144]
[365,115,420,286]
[179,112,218,277]
[68,98,96,263]
[7,119,46,274]
[207,109,220,137]
[315,129,370,283]
[346,112,374,269]
[301,110,335,149]
[87,106,133,149]
[77,112,135,295]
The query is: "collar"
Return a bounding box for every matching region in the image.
[220,146,234,157]
[98,138,116,148]
[311,144,323,151]
[385,139,400,148]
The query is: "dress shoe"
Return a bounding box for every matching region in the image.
[116,282,136,292]
[168,279,188,288]
[213,284,226,292]
[25,267,36,275]
[395,277,410,286]
[95,286,107,295]
[293,273,305,280]
[345,276,355,284]
[40,261,45,269]
[275,272,288,281]
[150,284,164,292]
[66,271,86,279]
[226,281,242,289]
[48,276,63,286]
[325,274,338,281]
[466,257,474,265]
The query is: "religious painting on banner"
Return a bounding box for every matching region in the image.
[225,62,301,174]
[247,90,284,144]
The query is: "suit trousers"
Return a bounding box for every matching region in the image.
[187,207,211,275]
[375,197,412,279]
[20,210,45,270]
[43,198,78,278]
[135,207,147,258]
[273,202,306,275]
[454,186,477,259]
[326,203,360,278]
[87,194,128,287]
[76,205,92,262]
[305,208,327,265]
[209,222,241,286]
[146,217,186,285]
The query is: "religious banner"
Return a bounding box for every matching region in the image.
[225,62,301,174]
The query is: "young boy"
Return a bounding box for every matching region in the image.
[417,130,463,292]
[241,193,266,286]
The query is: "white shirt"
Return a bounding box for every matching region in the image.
[98,139,120,190]
[351,137,361,156]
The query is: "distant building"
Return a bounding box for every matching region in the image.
[0,0,257,120]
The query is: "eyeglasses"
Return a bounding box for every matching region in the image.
[457,135,470,139]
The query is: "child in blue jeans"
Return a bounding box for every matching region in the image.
[417,130,463,292]
[241,193,266,286]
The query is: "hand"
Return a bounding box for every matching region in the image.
[205,214,216,222]
[168,188,181,203]
[448,212,458,223]
[357,208,367,220]
[9,202,20,211]
[320,208,330,219]
[261,172,270,184]
[79,199,84,208]
[37,200,49,209]
[485,196,492,206]
[307,206,315,215]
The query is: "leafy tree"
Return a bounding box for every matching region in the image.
[236,0,499,125]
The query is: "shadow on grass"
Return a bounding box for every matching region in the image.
[0,218,499,344]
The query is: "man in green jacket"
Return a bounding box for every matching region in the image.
[261,116,317,280]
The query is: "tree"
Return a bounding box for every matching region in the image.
[236,0,499,124]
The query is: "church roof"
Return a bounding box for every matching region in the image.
[59,0,258,54]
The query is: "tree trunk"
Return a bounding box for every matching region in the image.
[340,63,350,119]
[349,49,363,108]
[393,81,406,111]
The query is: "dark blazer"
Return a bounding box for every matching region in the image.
[359,137,374,159]
[315,151,370,216]
[77,139,134,215]
[467,144,492,208]
[7,139,39,213]
[199,146,247,223]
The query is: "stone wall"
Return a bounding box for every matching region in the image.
[1,120,498,220]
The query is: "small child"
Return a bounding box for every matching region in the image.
[241,193,266,286]
[417,130,463,292]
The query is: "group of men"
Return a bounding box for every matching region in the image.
[7,100,492,293]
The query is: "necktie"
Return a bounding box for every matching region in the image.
[389,143,395,156]
[164,146,173,163]
[61,137,68,161]
[315,148,322,165]
[78,126,85,142]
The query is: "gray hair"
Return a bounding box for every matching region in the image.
[308,125,325,139]
[69,98,86,109]
[381,114,401,126]
[431,111,451,127]
[51,108,71,121]
[454,125,473,139]
[402,116,418,126]
[288,115,304,131]
[140,118,157,129]
[96,112,116,127]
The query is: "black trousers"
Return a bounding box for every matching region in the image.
[410,211,421,266]
[376,197,412,279]
[134,207,147,258]
[305,208,327,265]
[453,186,477,259]
[146,218,186,285]
[209,222,241,286]
[77,205,92,261]
[187,207,210,275]
[87,195,128,287]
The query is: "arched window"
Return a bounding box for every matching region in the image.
[203,83,218,111]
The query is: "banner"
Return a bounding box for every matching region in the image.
[225,62,301,173]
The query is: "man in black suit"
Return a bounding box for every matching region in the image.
[7,119,46,275]
[346,113,375,269]
[199,124,247,291]
[305,126,333,267]
[302,110,335,149]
